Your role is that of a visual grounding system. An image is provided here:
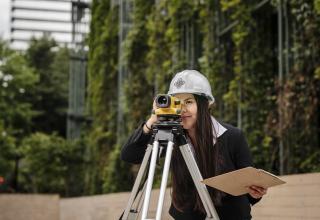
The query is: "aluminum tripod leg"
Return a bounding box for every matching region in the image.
[121,124,220,220]
[179,144,220,220]
[122,144,153,220]
[155,141,174,220]
[141,141,160,219]
[121,140,174,220]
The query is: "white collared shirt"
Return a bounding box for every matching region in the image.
[187,116,227,155]
[211,116,227,144]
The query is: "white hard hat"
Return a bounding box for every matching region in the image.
[167,70,215,105]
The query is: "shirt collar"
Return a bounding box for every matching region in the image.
[186,116,227,149]
[211,116,227,144]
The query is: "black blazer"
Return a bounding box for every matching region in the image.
[121,121,261,220]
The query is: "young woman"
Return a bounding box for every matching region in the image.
[121,70,267,220]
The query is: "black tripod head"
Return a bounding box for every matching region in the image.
[150,117,187,148]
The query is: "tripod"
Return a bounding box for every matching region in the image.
[121,119,220,220]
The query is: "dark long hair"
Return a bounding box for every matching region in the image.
[171,94,223,213]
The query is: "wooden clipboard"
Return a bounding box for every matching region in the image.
[202,167,286,196]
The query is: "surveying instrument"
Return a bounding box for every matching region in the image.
[120,94,220,220]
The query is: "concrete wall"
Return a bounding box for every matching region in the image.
[60,189,173,220]
[251,172,320,220]
[0,194,59,220]
[60,172,320,220]
[1,172,320,220]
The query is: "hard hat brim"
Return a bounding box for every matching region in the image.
[168,91,215,105]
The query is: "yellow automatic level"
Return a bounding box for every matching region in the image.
[154,94,181,116]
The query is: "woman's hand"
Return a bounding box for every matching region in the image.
[247,185,267,199]
[143,100,158,134]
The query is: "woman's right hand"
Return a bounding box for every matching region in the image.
[143,100,158,134]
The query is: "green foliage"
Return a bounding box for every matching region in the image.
[124,0,154,131]
[18,133,88,196]
[273,0,320,173]
[0,40,38,191]
[198,1,228,119]
[25,36,69,136]
[2,0,318,196]
[0,120,16,186]
[0,40,38,137]
[87,0,120,194]
[221,0,253,122]
[315,0,320,14]
[19,133,67,193]
[26,35,57,71]
[88,0,320,193]
[102,145,133,193]
[0,38,76,195]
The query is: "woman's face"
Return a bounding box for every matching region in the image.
[174,93,197,130]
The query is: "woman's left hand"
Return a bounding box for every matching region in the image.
[247,185,267,199]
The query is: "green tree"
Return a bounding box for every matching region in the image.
[0,37,75,194]
[18,132,88,196]
[0,39,38,191]
[25,35,69,137]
